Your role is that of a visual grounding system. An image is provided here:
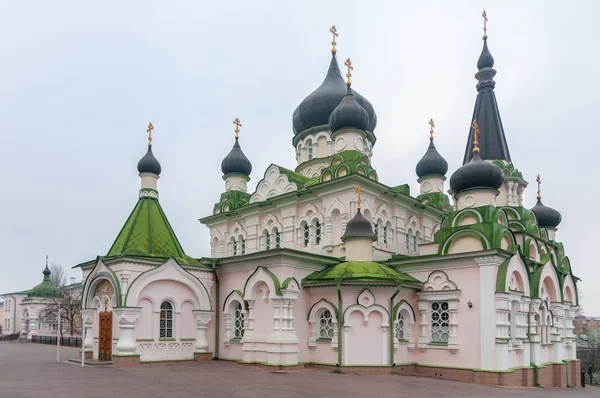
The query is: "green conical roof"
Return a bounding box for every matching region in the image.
[302,261,422,286]
[28,267,61,298]
[106,197,204,267]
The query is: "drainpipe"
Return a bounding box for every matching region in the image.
[336,281,343,368]
[389,286,401,366]
[211,258,219,360]
[527,305,540,387]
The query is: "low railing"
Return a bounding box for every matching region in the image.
[0,333,20,342]
[31,335,82,347]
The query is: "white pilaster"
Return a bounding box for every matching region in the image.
[114,308,141,356]
[192,311,213,353]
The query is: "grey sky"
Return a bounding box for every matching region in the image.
[1,1,598,314]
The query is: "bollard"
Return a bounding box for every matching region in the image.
[581,371,586,388]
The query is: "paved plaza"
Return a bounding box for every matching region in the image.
[0,342,597,398]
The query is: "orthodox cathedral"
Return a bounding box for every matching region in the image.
[53,14,580,387]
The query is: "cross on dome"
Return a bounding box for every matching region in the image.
[355,184,363,210]
[482,10,488,39]
[330,25,338,54]
[536,174,542,199]
[233,118,242,139]
[344,58,353,87]
[147,122,154,146]
[471,119,480,153]
[429,118,435,140]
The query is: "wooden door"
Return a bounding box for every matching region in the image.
[98,311,112,361]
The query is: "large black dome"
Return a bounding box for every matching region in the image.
[416,140,448,179]
[341,209,376,242]
[292,54,377,135]
[221,138,252,176]
[531,199,562,229]
[449,152,504,193]
[329,87,370,133]
[137,146,162,175]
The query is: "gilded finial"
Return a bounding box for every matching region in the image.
[46,255,48,267]
[355,184,363,210]
[482,10,488,39]
[429,118,435,141]
[233,118,242,139]
[471,119,480,154]
[146,122,154,147]
[536,175,542,200]
[344,58,353,87]
[330,25,339,54]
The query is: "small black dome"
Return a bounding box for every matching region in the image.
[329,86,370,133]
[449,152,504,193]
[137,146,162,175]
[221,138,252,176]
[477,38,495,70]
[352,88,377,133]
[531,199,562,229]
[43,265,51,277]
[416,140,448,179]
[341,209,376,242]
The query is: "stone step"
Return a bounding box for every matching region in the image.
[67,358,113,366]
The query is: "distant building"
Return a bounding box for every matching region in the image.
[575,315,600,335]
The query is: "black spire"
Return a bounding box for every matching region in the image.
[463,37,511,165]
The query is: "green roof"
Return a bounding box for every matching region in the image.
[106,197,204,267]
[302,261,423,286]
[28,277,61,298]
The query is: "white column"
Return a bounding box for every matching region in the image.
[113,308,141,356]
[82,309,95,354]
[192,311,213,353]
[267,288,300,365]
[529,299,542,365]
[29,316,38,339]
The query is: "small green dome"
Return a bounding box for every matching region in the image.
[28,266,61,298]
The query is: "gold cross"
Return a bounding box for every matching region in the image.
[330,25,339,54]
[472,119,480,153]
[46,255,48,267]
[355,184,363,210]
[536,175,542,200]
[482,10,488,39]
[429,118,435,141]
[146,122,154,147]
[344,58,353,86]
[233,118,242,139]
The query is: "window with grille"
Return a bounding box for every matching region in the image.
[431,301,449,342]
[303,223,310,247]
[319,310,334,339]
[383,225,388,245]
[234,302,244,338]
[275,229,281,248]
[265,231,271,250]
[307,141,313,160]
[232,239,238,256]
[240,237,246,255]
[374,223,378,242]
[160,302,173,338]
[315,221,321,245]
[396,312,405,341]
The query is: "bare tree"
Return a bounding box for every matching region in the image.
[39,288,82,336]
[577,329,600,382]
[49,263,67,287]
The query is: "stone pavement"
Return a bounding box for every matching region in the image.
[0,341,597,398]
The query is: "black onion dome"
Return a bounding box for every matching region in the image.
[328,86,370,133]
[137,146,162,175]
[351,88,377,133]
[449,152,504,193]
[221,138,252,176]
[43,265,51,277]
[341,209,376,242]
[477,38,495,70]
[292,54,347,135]
[531,199,562,229]
[416,140,448,179]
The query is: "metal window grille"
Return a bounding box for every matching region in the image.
[396,313,405,340]
[275,229,281,248]
[160,302,173,338]
[241,238,246,255]
[319,310,335,339]
[303,224,310,247]
[234,302,244,338]
[233,239,238,256]
[265,232,271,250]
[431,301,449,342]
[315,221,321,245]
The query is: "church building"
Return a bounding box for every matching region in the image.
[74,14,580,387]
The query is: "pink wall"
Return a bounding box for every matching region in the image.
[181,301,195,339]
[136,298,154,340]
[348,310,383,365]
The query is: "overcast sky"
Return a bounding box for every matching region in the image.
[0,1,598,314]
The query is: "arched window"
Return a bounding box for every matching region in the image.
[314,220,322,245]
[319,309,335,340]
[383,224,388,245]
[396,312,406,341]
[160,302,173,338]
[240,236,246,255]
[234,302,244,339]
[265,231,271,250]
[431,301,449,342]
[374,222,379,243]
[274,228,281,248]
[307,140,313,160]
[303,222,310,247]
[407,230,414,253]
[232,238,238,256]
